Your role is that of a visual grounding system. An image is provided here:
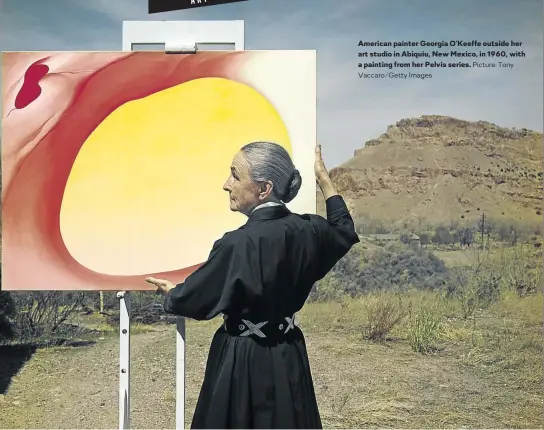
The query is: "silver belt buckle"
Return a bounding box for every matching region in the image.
[239,319,268,338]
[281,314,296,334]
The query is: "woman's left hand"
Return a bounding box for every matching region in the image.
[145,277,175,295]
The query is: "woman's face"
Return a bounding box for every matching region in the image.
[223,152,261,215]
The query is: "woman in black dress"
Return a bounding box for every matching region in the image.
[146,142,359,429]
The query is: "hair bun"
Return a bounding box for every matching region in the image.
[282,169,302,203]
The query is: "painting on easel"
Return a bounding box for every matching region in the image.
[1,51,316,290]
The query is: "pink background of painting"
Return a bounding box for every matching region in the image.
[1,51,253,291]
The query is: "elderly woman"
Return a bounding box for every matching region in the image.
[146,141,359,429]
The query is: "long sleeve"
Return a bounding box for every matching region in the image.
[314,195,360,280]
[163,232,255,320]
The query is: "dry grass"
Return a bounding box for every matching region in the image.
[301,290,543,428]
[0,288,542,429]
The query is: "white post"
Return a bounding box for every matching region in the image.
[117,291,131,430]
[176,317,186,429]
[121,21,245,430]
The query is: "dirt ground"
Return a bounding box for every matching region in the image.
[0,310,541,429]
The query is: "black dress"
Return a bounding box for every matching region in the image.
[164,195,359,429]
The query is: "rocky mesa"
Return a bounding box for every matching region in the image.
[318,115,543,227]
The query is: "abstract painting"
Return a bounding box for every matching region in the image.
[1,51,316,290]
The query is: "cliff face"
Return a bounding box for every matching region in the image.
[317,115,543,226]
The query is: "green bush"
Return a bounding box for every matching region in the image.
[432,226,453,245]
[337,244,449,293]
[407,303,443,353]
[309,276,344,302]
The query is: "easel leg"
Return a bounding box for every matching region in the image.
[176,316,186,429]
[117,291,131,430]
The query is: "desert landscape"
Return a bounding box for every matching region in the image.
[1,115,542,429]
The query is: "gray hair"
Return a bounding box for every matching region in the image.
[240,141,302,203]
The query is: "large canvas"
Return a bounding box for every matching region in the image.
[1,51,316,291]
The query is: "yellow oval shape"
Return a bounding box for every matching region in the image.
[60,77,291,276]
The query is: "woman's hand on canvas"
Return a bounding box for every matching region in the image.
[314,143,329,180]
[315,143,338,199]
[145,277,175,295]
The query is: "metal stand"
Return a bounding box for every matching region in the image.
[121,20,245,430]
[117,291,131,430]
[176,317,186,429]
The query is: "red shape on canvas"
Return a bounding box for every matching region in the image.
[15,62,50,109]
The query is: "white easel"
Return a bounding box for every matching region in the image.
[118,20,245,430]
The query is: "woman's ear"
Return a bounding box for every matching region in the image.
[259,181,273,198]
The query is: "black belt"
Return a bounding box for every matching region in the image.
[222,314,297,339]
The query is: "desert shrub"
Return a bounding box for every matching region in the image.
[362,293,407,341]
[458,226,474,246]
[475,273,501,306]
[496,244,541,296]
[0,292,16,344]
[418,233,431,245]
[494,219,539,244]
[90,291,120,311]
[309,276,345,302]
[131,291,162,310]
[407,302,443,353]
[357,246,449,292]
[318,243,450,297]
[447,271,500,318]
[399,232,412,245]
[10,291,87,341]
[432,225,453,245]
[354,216,393,234]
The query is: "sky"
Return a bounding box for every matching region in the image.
[1,0,542,167]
